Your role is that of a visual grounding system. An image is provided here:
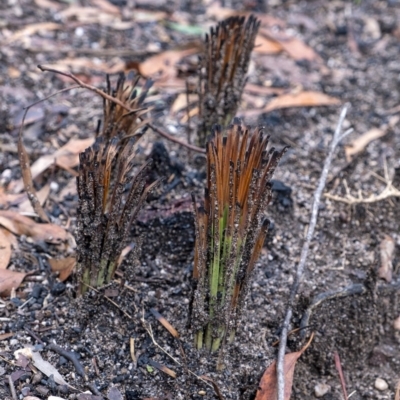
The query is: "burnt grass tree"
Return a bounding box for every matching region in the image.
[76,73,159,295]
[191,120,286,367]
[196,15,260,147]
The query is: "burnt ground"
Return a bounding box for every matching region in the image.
[1,0,400,399]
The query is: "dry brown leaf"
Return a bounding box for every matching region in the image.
[378,235,395,282]
[0,210,69,244]
[254,34,283,54]
[0,332,14,340]
[42,57,126,74]
[15,347,68,386]
[244,83,285,96]
[244,91,340,117]
[132,9,167,22]
[344,128,386,162]
[14,137,94,193]
[91,0,120,15]
[255,333,314,400]
[170,93,198,114]
[34,0,62,11]
[0,269,26,296]
[2,22,62,45]
[18,184,50,214]
[261,28,322,62]
[137,47,199,78]
[0,228,11,269]
[49,257,76,282]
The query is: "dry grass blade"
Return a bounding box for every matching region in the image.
[334,352,348,400]
[150,308,180,338]
[197,15,260,146]
[77,74,160,295]
[147,359,177,379]
[191,120,286,363]
[18,115,50,222]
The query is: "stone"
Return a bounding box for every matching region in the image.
[375,378,388,391]
[314,383,330,397]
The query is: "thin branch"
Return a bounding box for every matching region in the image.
[334,351,349,399]
[18,85,81,220]
[8,375,17,400]
[148,122,205,153]
[140,314,213,390]
[325,170,400,205]
[38,65,205,154]
[276,106,352,400]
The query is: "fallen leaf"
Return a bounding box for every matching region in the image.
[0,332,14,340]
[2,22,62,45]
[0,269,26,296]
[378,235,395,282]
[41,57,126,74]
[170,93,198,114]
[344,128,386,162]
[244,83,285,96]
[0,210,69,244]
[137,47,199,78]
[0,228,11,269]
[262,28,322,62]
[255,333,314,400]
[49,257,76,282]
[14,137,94,193]
[30,350,68,386]
[244,91,340,117]
[34,0,62,10]
[91,0,121,15]
[254,34,283,54]
[17,184,50,214]
[132,9,167,22]
[14,348,68,386]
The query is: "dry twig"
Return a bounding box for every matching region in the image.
[276,106,353,400]
[325,162,400,204]
[38,65,205,153]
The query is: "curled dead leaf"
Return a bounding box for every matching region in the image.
[137,47,199,78]
[244,91,340,117]
[14,137,94,193]
[49,257,76,282]
[0,269,26,296]
[254,34,283,54]
[0,210,69,244]
[255,333,314,400]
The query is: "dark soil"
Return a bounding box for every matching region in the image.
[1,0,400,399]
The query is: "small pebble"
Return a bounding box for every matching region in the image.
[393,316,400,331]
[375,378,388,391]
[314,383,330,397]
[50,181,59,192]
[198,390,206,396]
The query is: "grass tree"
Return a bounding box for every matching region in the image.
[197,16,260,146]
[76,74,159,295]
[191,120,286,365]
